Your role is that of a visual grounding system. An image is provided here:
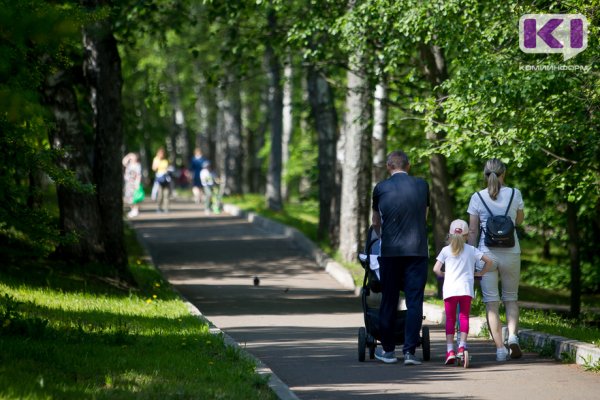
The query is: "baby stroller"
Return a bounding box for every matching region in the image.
[357,226,431,362]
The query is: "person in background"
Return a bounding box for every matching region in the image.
[433,219,494,365]
[152,147,170,213]
[122,152,142,218]
[199,160,215,215]
[371,150,430,366]
[467,158,525,361]
[190,148,206,205]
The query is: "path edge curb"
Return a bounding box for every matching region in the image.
[129,220,300,400]
[222,204,600,368]
[184,301,301,400]
[223,204,355,290]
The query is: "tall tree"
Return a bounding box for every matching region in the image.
[371,72,388,185]
[281,58,293,201]
[224,71,243,195]
[265,6,283,211]
[82,0,128,275]
[419,43,453,298]
[43,68,105,262]
[307,64,339,243]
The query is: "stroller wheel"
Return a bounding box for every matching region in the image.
[421,326,431,361]
[358,327,367,362]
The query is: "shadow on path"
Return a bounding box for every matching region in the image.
[130,202,600,400]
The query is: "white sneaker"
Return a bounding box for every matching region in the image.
[496,347,509,361]
[508,335,522,359]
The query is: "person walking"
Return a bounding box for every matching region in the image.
[467,158,525,361]
[122,152,142,218]
[371,150,430,366]
[190,148,206,205]
[152,147,170,213]
[199,160,215,215]
[433,219,494,365]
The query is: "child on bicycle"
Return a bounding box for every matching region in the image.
[433,219,494,365]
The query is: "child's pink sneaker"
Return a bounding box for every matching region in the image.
[445,350,456,365]
[457,346,466,358]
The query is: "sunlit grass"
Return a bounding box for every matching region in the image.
[0,227,276,400]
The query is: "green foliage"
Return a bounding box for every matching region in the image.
[0,0,93,258]
[581,354,600,373]
[521,261,600,294]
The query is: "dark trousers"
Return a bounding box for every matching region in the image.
[378,256,428,354]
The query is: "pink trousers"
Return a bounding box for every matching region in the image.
[444,295,472,335]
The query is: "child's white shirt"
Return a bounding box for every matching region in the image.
[436,244,484,299]
[200,169,214,186]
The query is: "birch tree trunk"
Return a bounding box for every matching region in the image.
[168,65,190,167]
[216,82,227,187]
[193,64,210,154]
[339,57,371,263]
[265,8,283,211]
[281,59,293,201]
[221,72,243,195]
[82,9,129,276]
[372,74,388,185]
[307,65,339,243]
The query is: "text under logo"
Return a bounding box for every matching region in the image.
[519,14,588,60]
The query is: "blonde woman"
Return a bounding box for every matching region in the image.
[152,148,170,212]
[433,219,494,365]
[467,159,525,361]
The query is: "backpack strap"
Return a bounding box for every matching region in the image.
[504,188,515,217]
[476,191,494,216]
[476,188,515,217]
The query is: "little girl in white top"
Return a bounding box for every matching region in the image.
[433,219,494,365]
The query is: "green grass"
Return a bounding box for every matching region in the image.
[225,194,600,348]
[0,228,276,400]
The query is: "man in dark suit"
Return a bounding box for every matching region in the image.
[372,150,429,365]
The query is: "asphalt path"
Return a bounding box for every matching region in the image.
[130,201,600,400]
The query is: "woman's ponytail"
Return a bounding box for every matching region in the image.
[484,158,506,200]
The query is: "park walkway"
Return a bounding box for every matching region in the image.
[130,201,600,400]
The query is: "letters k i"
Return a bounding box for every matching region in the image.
[519,14,588,60]
[523,18,583,49]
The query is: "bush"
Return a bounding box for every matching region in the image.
[521,261,600,294]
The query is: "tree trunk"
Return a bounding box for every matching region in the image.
[43,69,105,262]
[265,8,283,211]
[244,87,268,193]
[168,66,190,168]
[307,65,339,243]
[420,43,453,298]
[372,74,388,185]
[566,200,581,318]
[82,11,129,276]
[216,82,227,186]
[339,57,371,263]
[193,63,210,155]
[281,58,293,201]
[225,72,243,195]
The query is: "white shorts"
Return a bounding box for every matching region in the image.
[480,251,521,303]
